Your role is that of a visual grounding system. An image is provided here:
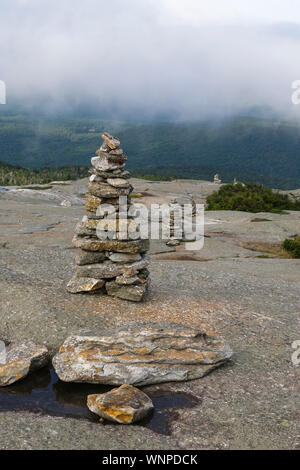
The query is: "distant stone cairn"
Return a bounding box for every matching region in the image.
[214,173,222,184]
[67,132,150,301]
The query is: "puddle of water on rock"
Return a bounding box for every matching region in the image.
[0,366,197,435]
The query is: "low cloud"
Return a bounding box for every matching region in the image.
[0,0,300,119]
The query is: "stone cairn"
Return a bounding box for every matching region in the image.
[67,132,150,302]
[164,198,182,246]
[214,173,222,184]
[164,195,197,246]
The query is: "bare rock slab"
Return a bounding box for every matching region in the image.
[0,340,49,387]
[87,384,154,424]
[52,322,233,386]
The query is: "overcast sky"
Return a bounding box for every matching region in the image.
[1,0,300,119]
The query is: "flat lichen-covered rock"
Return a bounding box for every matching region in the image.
[52,322,233,386]
[87,384,154,424]
[0,340,49,387]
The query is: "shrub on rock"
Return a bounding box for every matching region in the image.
[206,182,300,213]
[282,236,300,258]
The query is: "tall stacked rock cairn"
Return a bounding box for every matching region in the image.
[67,132,150,302]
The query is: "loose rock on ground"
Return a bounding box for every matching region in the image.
[52,322,233,386]
[0,340,49,387]
[87,384,154,424]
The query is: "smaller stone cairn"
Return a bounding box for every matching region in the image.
[165,198,182,246]
[67,132,150,302]
[165,195,197,246]
[214,173,222,184]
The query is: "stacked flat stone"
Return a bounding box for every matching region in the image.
[67,132,150,302]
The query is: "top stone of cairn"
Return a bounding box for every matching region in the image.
[101,132,121,150]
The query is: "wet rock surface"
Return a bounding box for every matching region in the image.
[0,365,196,438]
[87,384,154,424]
[52,323,232,385]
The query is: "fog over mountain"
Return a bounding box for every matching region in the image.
[1,0,300,120]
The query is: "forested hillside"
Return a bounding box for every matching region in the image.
[1,111,300,188]
[0,161,88,186]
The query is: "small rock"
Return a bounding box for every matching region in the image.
[108,148,124,156]
[115,274,145,285]
[107,252,142,264]
[95,151,127,165]
[91,156,124,172]
[88,182,131,199]
[107,178,131,188]
[0,340,49,387]
[85,194,102,212]
[75,257,149,279]
[89,174,104,183]
[61,199,71,207]
[74,221,96,237]
[75,249,107,266]
[108,169,131,179]
[87,384,154,424]
[89,168,130,179]
[72,235,149,253]
[101,132,121,150]
[99,142,111,152]
[105,280,148,301]
[67,276,105,293]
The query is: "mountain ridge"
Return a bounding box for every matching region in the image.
[1,112,300,188]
